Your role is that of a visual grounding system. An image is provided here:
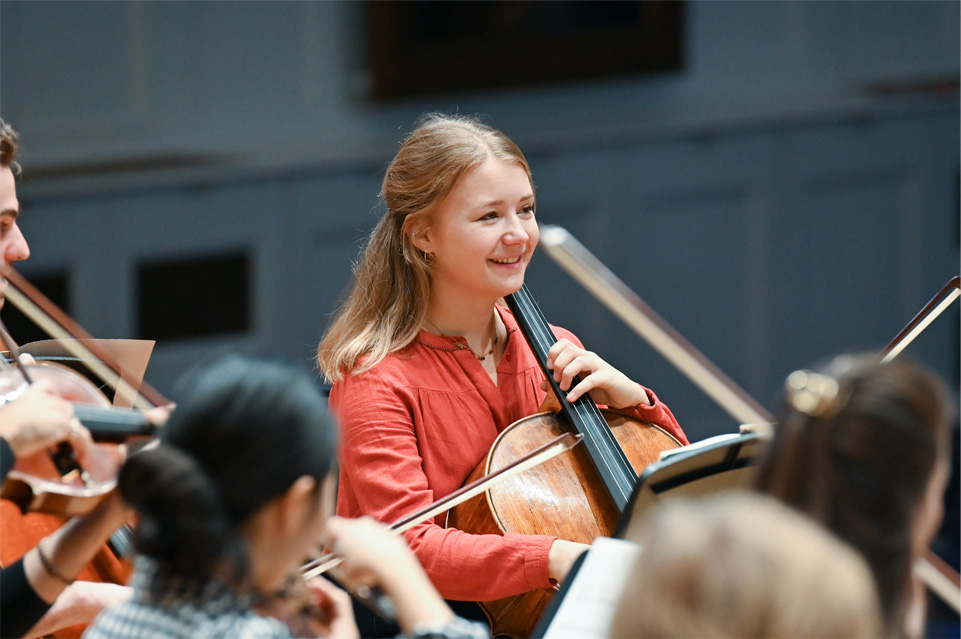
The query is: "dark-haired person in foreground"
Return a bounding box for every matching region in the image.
[84,355,486,639]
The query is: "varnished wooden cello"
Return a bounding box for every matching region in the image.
[447,284,683,638]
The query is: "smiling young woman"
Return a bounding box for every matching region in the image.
[316,113,688,622]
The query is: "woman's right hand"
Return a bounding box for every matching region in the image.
[548,539,590,584]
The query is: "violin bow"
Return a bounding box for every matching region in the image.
[878,276,961,613]
[880,276,960,363]
[3,268,168,410]
[540,224,961,614]
[300,432,583,580]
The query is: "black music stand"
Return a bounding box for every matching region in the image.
[614,431,767,539]
[531,431,769,639]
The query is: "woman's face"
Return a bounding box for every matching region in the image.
[417,157,538,305]
[248,474,335,593]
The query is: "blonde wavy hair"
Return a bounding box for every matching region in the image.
[317,113,533,382]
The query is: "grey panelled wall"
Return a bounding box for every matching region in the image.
[2,1,958,443]
[524,112,958,442]
[12,110,957,443]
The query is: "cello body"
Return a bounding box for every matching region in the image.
[445,284,685,638]
[447,410,681,638]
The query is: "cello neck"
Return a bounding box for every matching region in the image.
[506,284,637,511]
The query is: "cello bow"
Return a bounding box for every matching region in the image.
[880,276,960,363]
[878,275,961,614]
[299,432,582,579]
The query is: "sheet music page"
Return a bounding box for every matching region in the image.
[541,536,641,639]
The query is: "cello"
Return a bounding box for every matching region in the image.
[447,284,683,638]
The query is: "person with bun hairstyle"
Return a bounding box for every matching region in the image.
[755,355,954,638]
[84,354,486,639]
[317,113,688,611]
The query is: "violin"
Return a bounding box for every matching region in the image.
[0,269,168,637]
[0,358,155,518]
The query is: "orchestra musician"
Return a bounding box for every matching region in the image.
[0,117,134,638]
[316,113,689,619]
[755,355,954,639]
[83,354,488,639]
[609,491,883,638]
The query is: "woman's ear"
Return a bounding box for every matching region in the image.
[274,475,318,537]
[406,217,433,254]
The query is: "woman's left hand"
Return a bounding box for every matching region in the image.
[542,338,651,409]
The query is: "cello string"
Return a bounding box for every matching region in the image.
[523,286,637,501]
[524,285,633,470]
[509,285,636,508]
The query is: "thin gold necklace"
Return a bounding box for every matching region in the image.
[421,315,499,361]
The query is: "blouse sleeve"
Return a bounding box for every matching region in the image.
[331,372,556,602]
[630,386,689,446]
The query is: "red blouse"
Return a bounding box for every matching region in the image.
[330,306,688,601]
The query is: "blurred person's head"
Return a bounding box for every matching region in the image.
[610,491,882,638]
[119,355,338,598]
[755,354,953,637]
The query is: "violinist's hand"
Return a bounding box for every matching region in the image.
[304,577,359,639]
[321,517,454,634]
[542,338,651,409]
[0,378,90,459]
[321,517,421,591]
[144,403,174,428]
[23,581,131,639]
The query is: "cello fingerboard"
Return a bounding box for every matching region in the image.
[506,284,637,511]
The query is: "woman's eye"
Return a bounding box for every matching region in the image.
[520,205,535,216]
[480,212,498,221]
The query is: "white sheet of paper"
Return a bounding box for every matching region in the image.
[541,536,641,639]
